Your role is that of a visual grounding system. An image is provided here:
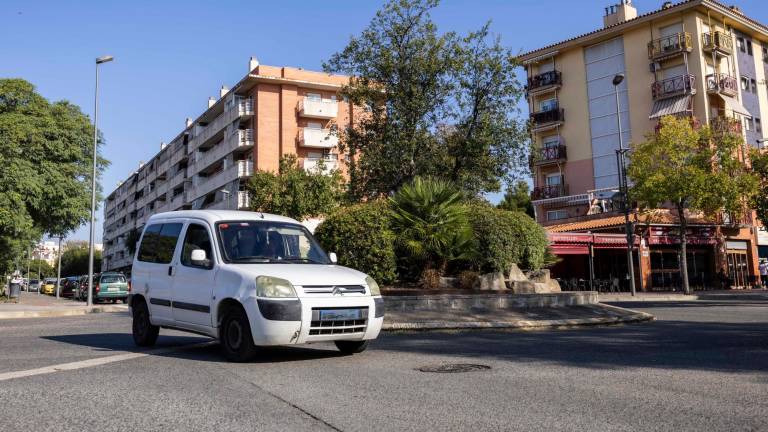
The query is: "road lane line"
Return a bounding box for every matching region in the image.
[0,341,216,382]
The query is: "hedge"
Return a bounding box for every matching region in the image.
[468,203,548,273]
[313,200,397,285]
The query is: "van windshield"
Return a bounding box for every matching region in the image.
[217,221,330,264]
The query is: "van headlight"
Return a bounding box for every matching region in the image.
[365,276,381,296]
[255,276,297,298]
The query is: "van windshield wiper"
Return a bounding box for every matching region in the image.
[280,257,325,264]
[229,255,279,263]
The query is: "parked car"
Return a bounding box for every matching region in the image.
[93,272,130,303]
[41,278,57,295]
[76,275,90,301]
[60,277,79,298]
[129,210,384,361]
[27,279,40,293]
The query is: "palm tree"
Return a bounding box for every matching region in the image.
[389,177,474,276]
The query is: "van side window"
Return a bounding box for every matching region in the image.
[137,224,162,262]
[181,224,213,268]
[156,223,183,263]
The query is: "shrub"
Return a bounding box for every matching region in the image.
[457,270,480,290]
[468,203,548,273]
[419,268,442,290]
[314,201,397,285]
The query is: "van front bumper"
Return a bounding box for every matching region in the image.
[243,296,384,346]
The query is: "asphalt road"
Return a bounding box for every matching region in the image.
[0,300,766,432]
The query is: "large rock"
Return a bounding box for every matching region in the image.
[545,278,562,292]
[526,269,551,284]
[510,280,551,294]
[508,263,528,282]
[438,277,459,290]
[474,272,507,291]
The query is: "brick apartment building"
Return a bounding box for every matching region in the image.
[520,0,768,291]
[101,59,352,273]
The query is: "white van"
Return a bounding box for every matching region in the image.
[129,210,384,361]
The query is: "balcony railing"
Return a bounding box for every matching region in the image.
[651,74,696,100]
[193,129,254,172]
[298,98,338,119]
[705,73,738,97]
[298,127,339,148]
[711,116,742,136]
[718,210,752,226]
[530,108,564,127]
[189,97,253,152]
[532,144,567,166]
[648,32,693,60]
[702,31,733,55]
[303,158,338,174]
[237,191,250,209]
[526,71,562,93]
[532,184,567,200]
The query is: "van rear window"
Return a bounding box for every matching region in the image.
[101,275,126,284]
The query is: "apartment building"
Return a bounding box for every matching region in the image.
[101,59,351,273]
[520,0,768,291]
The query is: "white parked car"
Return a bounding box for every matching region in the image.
[129,210,384,361]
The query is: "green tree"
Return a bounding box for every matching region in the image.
[246,155,345,220]
[324,0,527,199]
[497,180,534,217]
[628,116,756,294]
[388,177,474,277]
[0,79,109,275]
[60,243,102,277]
[24,259,55,279]
[748,147,768,225]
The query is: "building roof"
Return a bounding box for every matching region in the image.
[546,209,724,233]
[518,0,768,62]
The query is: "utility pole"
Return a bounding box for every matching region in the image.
[56,236,63,299]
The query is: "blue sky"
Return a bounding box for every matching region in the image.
[1,0,766,242]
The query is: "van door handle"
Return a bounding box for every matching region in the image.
[168,266,174,276]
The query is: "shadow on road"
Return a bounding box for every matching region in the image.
[375,318,768,374]
[43,333,345,364]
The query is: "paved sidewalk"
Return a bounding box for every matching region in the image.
[599,289,768,302]
[0,291,127,319]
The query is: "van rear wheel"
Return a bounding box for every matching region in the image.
[132,300,159,347]
[220,308,257,362]
[335,340,369,354]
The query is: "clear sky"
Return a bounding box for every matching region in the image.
[2,0,766,242]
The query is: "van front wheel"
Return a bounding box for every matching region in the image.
[220,308,257,362]
[335,340,369,354]
[132,300,159,347]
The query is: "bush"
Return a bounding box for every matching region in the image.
[468,203,548,273]
[314,201,397,285]
[457,270,480,290]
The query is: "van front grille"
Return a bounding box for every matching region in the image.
[301,285,366,295]
[309,307,368,336]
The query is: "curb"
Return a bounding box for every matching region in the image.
[382,309,654,331]
[601,294,768,302]
[0,305,128,320]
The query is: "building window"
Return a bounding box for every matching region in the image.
[546,210,568,221]
[540,98,558,112]
[741,76,750,91]
[542,135,560,148]
[756,118,762,133]
[545,173,562,187]
[747,40,753,56]
[751,79,758,94]
[737,37,745,52]
[745,118,753,132]
[763,47,768,63]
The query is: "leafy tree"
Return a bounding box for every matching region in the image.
[324,0,527,199]
[388,177,474,277]
[60,243,102,277]
[246,155,345,220]
[497,180,534,217]
[125,228,141,256]
[0,79,109,275]
[24,259,55,279]
[748,148,768,225]
[628,116,756,294]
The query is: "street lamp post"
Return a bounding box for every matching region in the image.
[56,235,63,300]
[613,73,636,297]
[87,55,114,307]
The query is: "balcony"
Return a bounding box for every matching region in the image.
[189,160,253,201]
[169,192,185,211]
[303,158,338,174]
[706,73,738,97]
[702,31,733,55]
[648,32,693,60]
[530,108,564,131]
[193,129,254,172]
[532,184,568,200]
[189,96,253,152]
[298,98,338,119]
[298,127,338,148]
[237,191,250,209]
[711,116,742,136]
[651,74,696,100]
[532,144,567,166]
[526,71,562,95]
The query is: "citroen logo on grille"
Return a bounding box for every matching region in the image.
[332,286,343,296]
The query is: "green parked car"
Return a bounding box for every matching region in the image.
[87,272,130,303]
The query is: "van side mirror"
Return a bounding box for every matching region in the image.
[328,252,338,264]
[191,249,207,265]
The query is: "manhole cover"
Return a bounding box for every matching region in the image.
[417,363,491,373]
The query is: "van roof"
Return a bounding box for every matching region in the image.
[147,210,300,225]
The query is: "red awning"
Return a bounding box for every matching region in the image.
[551,244,590,255]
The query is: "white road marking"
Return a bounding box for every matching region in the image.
[0,341,216,382]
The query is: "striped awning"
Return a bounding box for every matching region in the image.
[649,95,692,119]
[719,94,751,117]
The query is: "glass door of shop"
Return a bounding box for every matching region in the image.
[726,251,749,289]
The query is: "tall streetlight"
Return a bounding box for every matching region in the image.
[612,73,636,296]
[88,55,114,307]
